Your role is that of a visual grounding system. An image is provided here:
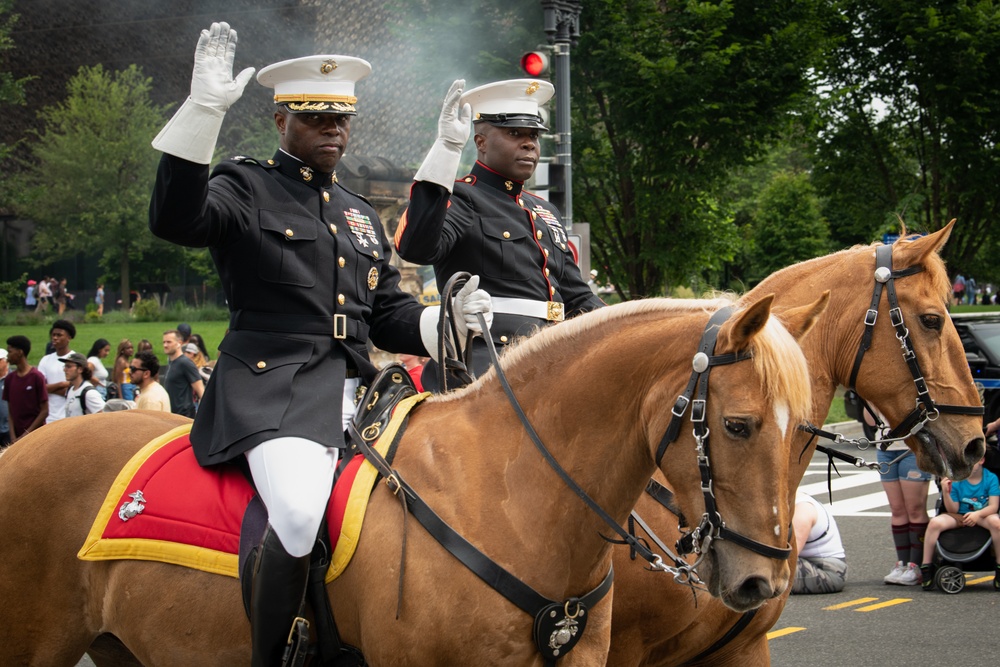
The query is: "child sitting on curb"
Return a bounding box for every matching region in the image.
[920,456,1000,591]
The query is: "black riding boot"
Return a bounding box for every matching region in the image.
[250,526,310,667]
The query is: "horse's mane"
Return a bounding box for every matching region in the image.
[761,234,951,305]
[430,296,813,420]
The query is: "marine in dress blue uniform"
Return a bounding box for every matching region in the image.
[395,79,603,388]
[148,23,491,666]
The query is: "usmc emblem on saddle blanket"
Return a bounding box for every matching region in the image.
[118,490,146,522]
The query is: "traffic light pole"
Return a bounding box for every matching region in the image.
[542,0,581,231]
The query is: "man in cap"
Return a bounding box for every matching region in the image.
[60,352,106,417]
[148,23,492,666]
[395,79,603,389]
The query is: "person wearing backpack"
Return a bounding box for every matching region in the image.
[60,353,106,417]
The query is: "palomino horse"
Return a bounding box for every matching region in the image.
[0,296,826,666]
[607,222,986,666]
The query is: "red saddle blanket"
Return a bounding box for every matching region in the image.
[78,394,425,582]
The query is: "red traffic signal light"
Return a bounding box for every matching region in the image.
[520,51,549,77]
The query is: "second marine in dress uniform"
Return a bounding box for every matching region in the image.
[395,79,603,389]
[148,23,492,666]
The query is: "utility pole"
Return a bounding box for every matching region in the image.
[541,0,582,231]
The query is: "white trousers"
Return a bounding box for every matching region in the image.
[244,378,360,557]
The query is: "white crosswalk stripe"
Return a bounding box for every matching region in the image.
[797,460,940,517]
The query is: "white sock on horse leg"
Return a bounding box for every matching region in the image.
[246,437,339,557]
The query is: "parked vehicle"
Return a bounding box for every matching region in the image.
[951,312,1000,423]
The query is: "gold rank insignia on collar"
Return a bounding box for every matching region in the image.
[504,181,513,191]
[300,166,313,182]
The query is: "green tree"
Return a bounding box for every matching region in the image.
[573,0,833,298]
[712,128,819,290]
[814,0,1000,278]
[14,64,169,304]
[751,171,831,281]
[0,0,27,199]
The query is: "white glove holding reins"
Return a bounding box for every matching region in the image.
[152,22,255,164]
[413,79,472,192]
[418,275,494,362]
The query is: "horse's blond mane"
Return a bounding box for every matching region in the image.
[753,314,812,421]
[430,295,812,419]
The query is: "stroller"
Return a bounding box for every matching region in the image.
[928,441,1000,594]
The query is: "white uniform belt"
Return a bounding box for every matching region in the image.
[491,297,565,322]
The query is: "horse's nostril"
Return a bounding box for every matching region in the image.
[737,576,772,603]
[965,437,985,463]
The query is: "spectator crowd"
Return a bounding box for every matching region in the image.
[0,319,219,450]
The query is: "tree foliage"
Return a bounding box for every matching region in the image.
[572,0,833,298]
[14,64,169,303]
[0,0,27,194]
[814,0,1000,278]
[752,171,831,279]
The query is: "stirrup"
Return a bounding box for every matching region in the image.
[282,616,311,667]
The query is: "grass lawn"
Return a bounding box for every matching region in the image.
[0,321,230,367]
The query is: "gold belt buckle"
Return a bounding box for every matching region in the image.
[333,313,347,339]
[546,301,565,321]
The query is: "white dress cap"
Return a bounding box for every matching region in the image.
[460,79,555,129]
[257,55,372,114]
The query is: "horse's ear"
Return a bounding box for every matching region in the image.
[776,291,830,342]
[723,294,775,350]
[893,218,955,267]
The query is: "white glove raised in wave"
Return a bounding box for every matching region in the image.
[152,22,255,165]
[413,79,472,193]
[190,21,256,112]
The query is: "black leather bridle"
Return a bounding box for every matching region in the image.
[804,243,984,452]
[652,306,793,563]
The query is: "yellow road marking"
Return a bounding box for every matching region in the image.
[855,598,911,611]
[767,627,805,640]
[966,575,993,585]
[823,597,878,610]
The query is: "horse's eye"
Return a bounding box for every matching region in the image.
[920,314,942,330]
[724,418,751,439]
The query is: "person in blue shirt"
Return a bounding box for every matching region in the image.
[920,455,1000,590]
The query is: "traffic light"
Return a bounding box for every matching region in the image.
[520,50,549,77]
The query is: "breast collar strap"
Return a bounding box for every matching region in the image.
[848,244,983,445]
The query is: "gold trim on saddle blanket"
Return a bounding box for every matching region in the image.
[326,392,427,582]
[75,424,235,573]
[77,393,427,581]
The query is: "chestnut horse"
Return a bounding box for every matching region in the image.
[0,295,825,666]
[607,222,986,666]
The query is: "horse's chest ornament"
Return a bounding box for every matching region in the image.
[533,599,589,660]
[118,490,146,522]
